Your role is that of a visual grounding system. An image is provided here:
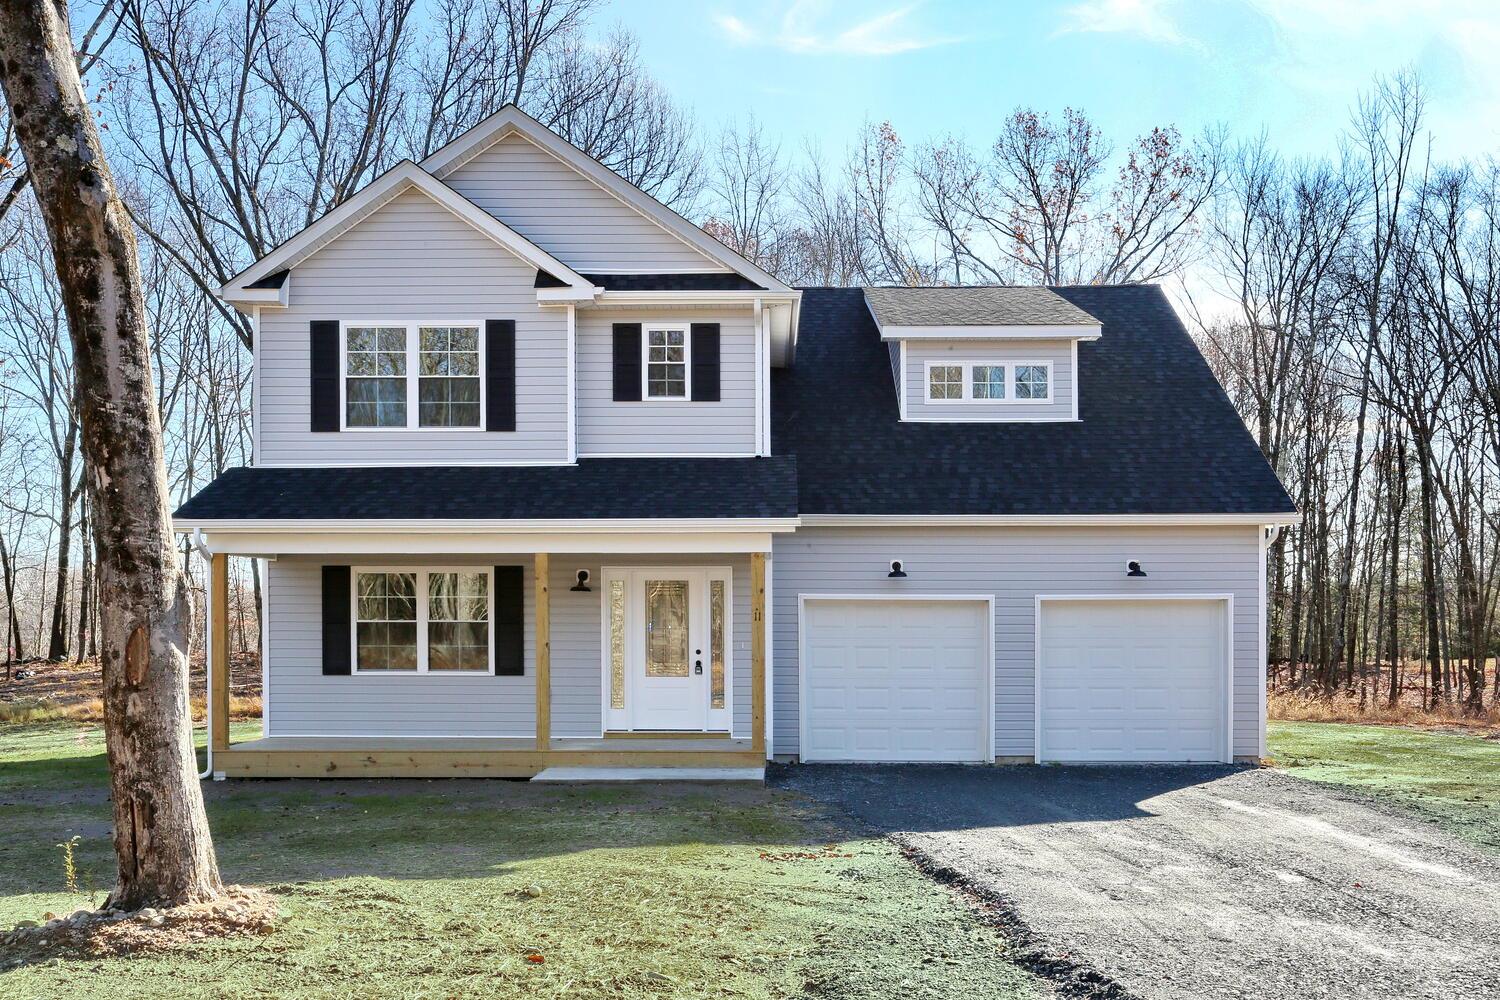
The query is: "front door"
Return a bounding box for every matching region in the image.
[603,567,732,733]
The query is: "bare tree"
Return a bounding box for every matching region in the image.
[0,0,222,907]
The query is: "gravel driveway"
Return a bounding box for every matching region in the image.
[774,763,1500,1000]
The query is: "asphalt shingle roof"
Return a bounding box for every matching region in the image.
[862,285,1100,327]
[173,458,797,521]
[776,285,1295,516]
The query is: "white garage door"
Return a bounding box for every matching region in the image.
[1038,599,1228,763]
[801,599,990,762]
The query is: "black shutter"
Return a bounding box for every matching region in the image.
[321,566,351,675]
[612,323,642,401]
[486,319,516,431]
[310,320,340,432]
[493,565,525,676]
[691,323,720,402]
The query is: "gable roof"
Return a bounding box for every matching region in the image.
[219,161,595,304]
[421,105,791,294]
[776,285,1296,518]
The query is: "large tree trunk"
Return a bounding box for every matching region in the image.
[0,0,222,909]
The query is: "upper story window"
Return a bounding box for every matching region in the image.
[343,322,483,429]
[645,324,689,399]
[926,360,1052,403]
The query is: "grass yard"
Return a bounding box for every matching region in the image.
[1268,721,1500,851]
[0,722,1044,999]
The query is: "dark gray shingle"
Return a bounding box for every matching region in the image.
[862,285,1100,327]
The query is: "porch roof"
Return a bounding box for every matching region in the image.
[173,457,797,526]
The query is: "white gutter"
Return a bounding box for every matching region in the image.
[193,529,214,781]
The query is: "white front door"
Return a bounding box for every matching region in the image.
[604,568,732,733]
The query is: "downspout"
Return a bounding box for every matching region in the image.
[192,529,214,780]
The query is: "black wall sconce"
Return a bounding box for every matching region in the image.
[888,559,908,578]
[1126,560,1147,578]
[570,569,592,592]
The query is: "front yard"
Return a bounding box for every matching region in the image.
[1268,720,1500,850]
[0,722,1043,999]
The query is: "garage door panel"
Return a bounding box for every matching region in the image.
[802,599,989,763]
[1039,600,1227,763]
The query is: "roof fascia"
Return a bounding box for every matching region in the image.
[219,162,593,304]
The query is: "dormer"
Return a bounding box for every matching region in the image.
[863,286,1101,423]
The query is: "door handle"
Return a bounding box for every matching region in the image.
[694,659,703,675]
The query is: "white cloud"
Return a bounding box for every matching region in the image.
[1057,0,1187,46]
[713,1,961,57]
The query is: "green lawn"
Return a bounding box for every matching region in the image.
[0,722,1042,999]
[1268,721,1500,850]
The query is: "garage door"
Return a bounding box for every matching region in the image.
[801,599,990,762]
[1038,599,1228,763]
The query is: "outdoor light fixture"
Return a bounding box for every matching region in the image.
[888,559,908,578]
[571,569,592,592]
[1126,560,1147,578]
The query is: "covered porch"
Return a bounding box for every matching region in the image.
[202,541,775,781]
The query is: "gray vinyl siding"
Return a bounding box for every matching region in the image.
[576,308,758,456]
[771,526,1263,759]
[265,553,752,739]
[266,556,536,737]
[903,339,1074,421]
[258,189,568,465]
[550,554,753,737]
[441,133,718,272]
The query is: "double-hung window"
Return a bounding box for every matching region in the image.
[644,324,689,399]
[344,323,483,428]
[353,567,493,673]
[926,360,1051,403]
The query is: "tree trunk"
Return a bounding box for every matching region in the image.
[74,486,92,664]
[46,418,77,659]
[0,0,222,909]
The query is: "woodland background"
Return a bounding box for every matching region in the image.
[2,0,1497,721]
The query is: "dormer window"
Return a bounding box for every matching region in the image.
[645,324,689,399]
[925,361,1053,403]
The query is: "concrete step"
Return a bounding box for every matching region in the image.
[530,766,765,783]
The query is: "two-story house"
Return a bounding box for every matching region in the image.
[175,106,1296,780]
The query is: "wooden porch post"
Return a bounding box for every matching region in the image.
[209,552,230,753]
[751,552,766,756]
[535,553,551,752]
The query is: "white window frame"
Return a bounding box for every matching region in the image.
[340,321,486,431]
[923,360,1053,404]
[641,322,692,401]
[350,565,496,675]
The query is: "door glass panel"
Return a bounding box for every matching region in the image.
[710,580,726,709]
[608,579,626,709]
[644,579,690,677]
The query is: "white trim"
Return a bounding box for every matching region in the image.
[249,459,574,468]
[575,452,759,459]
[220,161,594,302]
[921,360,1053,405]
[901,415,1082,424]
[753,299,765,456]
[188,529,783,558]
[1258,525,1269,760]
[419,108,792,293]
[260,558,272,737]
[339,320,486,432]
[799,513,1302,527]
[1034,593,1234,764]
[641,322,692,401]
[878,323,1101,341]
[566,305,578,463]
[250,305,262,465]
[590,291,800,306]
[1071,339,1080,422]
[797,593,996,764]
[350,565,497,676]
[897,341,908,421]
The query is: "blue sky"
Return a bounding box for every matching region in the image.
[611,0,1500,165]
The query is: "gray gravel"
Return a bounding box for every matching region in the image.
[773,763,1500,1000]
